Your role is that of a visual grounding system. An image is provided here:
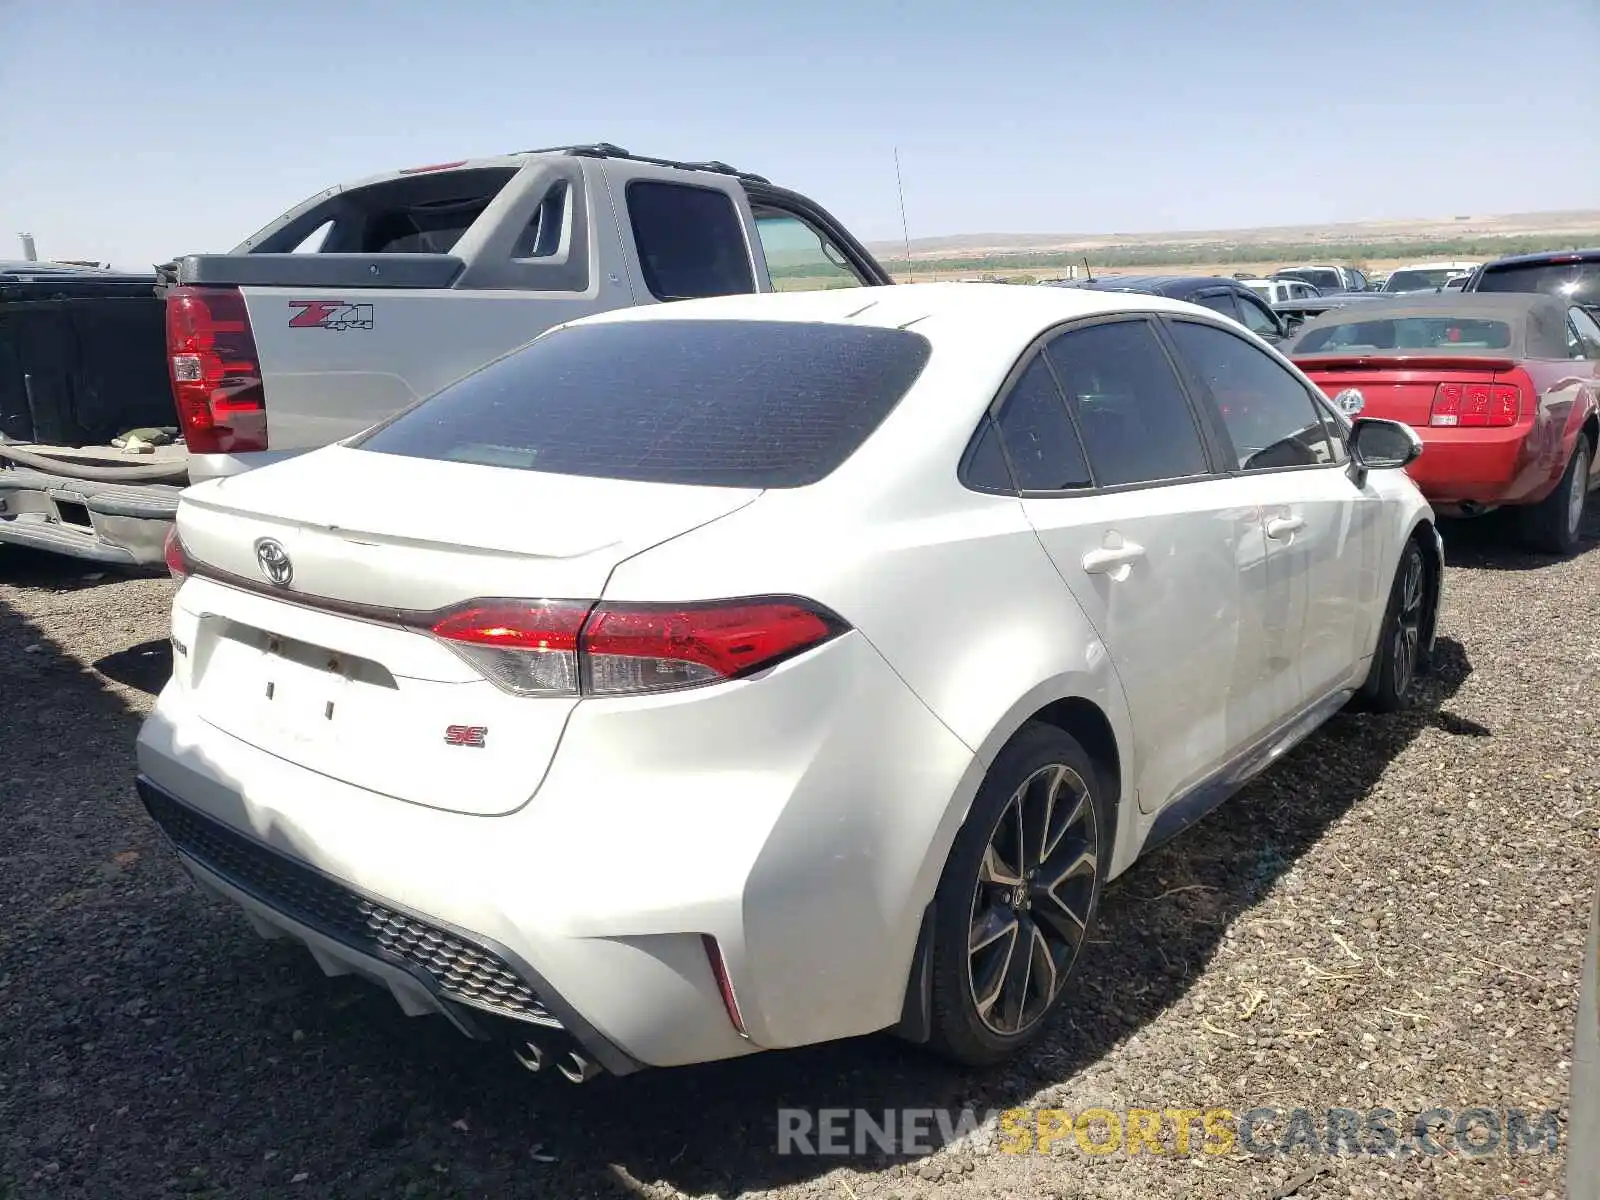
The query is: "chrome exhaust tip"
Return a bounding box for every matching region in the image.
[557,1049,602,1084]
[512,1039,603,1083]
[513,1040,546,1074]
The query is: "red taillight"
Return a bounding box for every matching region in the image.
[582,600,842,695]
[163,526,188,580]
[166,285,267,455]
[428,596,846,697]
[1429,381,1521,428]
[429,601,588,695]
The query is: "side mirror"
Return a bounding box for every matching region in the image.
[1349,417,1423,470]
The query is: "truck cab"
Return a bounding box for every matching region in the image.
[167,144,892,482]
[1,145,890,567]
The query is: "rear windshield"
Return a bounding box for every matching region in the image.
[1475,261,1600,305]
[1295,316,1513,353]
[1384,269,1465,293]
[353,319,933,488]
[1278,269,1339,291]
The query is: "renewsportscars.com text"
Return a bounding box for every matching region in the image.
[776,1105,1560,1159]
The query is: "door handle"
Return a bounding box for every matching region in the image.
[1264,515,1305,540]
[1081,541,1147,574]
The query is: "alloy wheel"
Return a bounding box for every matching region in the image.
[1569,446,1590,541]
[1392,548,1425,699]
[967,764,1098,1036]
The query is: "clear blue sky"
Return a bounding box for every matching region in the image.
[2,0,1597,269]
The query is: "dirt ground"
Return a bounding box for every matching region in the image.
[1,507,1596,1199]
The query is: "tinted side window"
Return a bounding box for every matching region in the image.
[1236,293,1281,337]
[1568,306,1600,358]
[1045,320,1209,487]
[993,356,1092,490]
[1195,292,1241,320]
[962,416,1016,493]
[1168,320,1335,471]
[1310,396,1350,465]
[626,181,756,301]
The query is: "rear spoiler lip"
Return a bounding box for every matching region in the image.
[1291,354,1520,373]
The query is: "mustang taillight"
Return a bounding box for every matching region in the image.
[428,597,848,697]
[1429,381,1520,428]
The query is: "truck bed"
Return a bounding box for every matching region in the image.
[1,269,183,568]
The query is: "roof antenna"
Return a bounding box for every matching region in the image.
[894,147,913,284]
[1083,256,1094,283]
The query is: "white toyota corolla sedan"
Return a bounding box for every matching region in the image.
[137,282,1443,1082]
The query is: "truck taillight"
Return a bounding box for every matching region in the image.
[1429,381,1520,428]
[428,597,848,697]
[166,286,268,455]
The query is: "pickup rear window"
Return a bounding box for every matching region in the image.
[1278,269,1341,292]
[353,319,932,488]
[254,168,519,255]
[1475,261,1600,305]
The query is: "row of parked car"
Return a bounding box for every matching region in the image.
[1237,259,1480,305]
[6,147,1598,1105]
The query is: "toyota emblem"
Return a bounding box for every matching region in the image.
[255,538,293,586]
[1333,388,1366,417]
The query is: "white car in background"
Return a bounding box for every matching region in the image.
[136,283,1443,1079]
[1382,261,1481,293]
[1243,278,1322,305]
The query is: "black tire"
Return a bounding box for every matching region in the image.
[1520,438,1591,556]
[1357,538,1428,713]
[926,722,1110,1067]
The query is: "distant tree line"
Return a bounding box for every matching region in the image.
[822,233,1600,277]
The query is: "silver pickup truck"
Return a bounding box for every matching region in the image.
[0,144,891,567]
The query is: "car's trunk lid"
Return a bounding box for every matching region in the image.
[1295,354,1518,428]
[171,446,760,815]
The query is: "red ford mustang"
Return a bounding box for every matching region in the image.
[1290,294,1600,554]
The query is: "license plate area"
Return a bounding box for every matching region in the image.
[258,636,348,749]
[199,619,397,751]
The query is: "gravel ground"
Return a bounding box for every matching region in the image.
[2,510,1596,1200]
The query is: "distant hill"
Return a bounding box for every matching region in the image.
[867,210,1600,263]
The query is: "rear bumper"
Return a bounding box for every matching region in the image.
[134,631,977,1069]
[1404,426,1553,507]
[0,466,179,566]
[137,775,643,1075]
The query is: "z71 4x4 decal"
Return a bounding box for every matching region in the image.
[287,300,374,331]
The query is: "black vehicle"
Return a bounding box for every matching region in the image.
[1043,274,1289,344]
[1462,248,1600,316]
